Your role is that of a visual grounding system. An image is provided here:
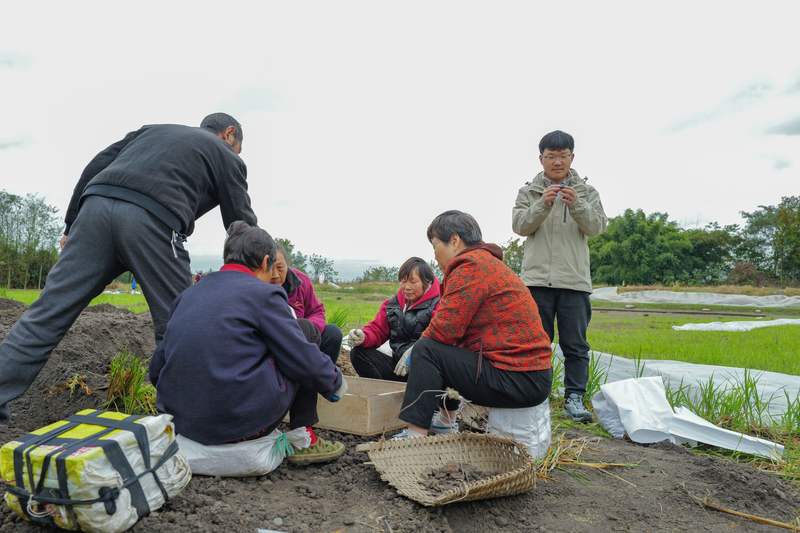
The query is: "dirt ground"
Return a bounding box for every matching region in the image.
[1,299,799,532]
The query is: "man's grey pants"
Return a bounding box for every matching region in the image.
[529,286,592,398]
[0,196,191,422]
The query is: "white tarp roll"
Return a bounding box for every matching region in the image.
[592,377,784,460]
[672,318,800,331]
[591,286,800,308]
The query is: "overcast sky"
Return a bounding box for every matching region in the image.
[1,1,799,267]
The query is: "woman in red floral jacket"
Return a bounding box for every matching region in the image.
[396,210,552,438]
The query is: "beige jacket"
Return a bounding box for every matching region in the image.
[512,169,607,293]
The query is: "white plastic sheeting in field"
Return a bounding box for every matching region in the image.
[553,347,800,418]
[672,318,800,332]
[592,377,784,460]
[591,286,800,308]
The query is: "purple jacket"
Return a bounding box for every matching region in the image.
[283,268,326,333]
[150,265,341,445]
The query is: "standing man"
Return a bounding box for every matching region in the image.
[0,113,257,423]
[512,130,607,422]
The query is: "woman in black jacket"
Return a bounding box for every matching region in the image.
[348,257,440,381]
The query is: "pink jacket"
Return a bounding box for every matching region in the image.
[283,268,326,333]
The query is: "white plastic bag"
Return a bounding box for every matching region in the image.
[176,427,311,477]
[592,377,784,460]
[377,340,392,357]
[487,400,551,460]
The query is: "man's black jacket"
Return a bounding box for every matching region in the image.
[64,124,257,235]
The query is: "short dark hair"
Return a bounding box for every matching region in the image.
[201,112,243,142]
[426,210,482,246]
[398,257,436,285]
[223,221,276,269]
[539,130,574,154]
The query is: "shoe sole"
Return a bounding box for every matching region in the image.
[286,443,346,465]
[565,411,593,423]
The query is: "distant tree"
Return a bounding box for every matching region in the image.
[589,209,693,285]
[738,196,800,284]
[683,223,740,283]
[0,190,61,289]
[726,261,773,286]
[276,237,308,272]
[737,204,779,277]
[774,196,800,284]
[359,265,400,282]
[308,254,338,283]
[501,238,524,275]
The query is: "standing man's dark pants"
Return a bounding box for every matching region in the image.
[319,325,343,365]
[0,196,191,422]
[350,346,406,382]
[400,338,551,429]
[528,286,591,398]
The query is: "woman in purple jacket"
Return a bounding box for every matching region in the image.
[150,222,347,464]
[270,246,343,364]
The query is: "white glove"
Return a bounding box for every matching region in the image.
[347,329,365,347]
[330,376,348,402]
[394,346,414,377]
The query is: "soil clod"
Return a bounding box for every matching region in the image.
[419,463,497,494]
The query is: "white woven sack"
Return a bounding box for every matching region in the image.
[176,427,310,477]
[487,399,551,460]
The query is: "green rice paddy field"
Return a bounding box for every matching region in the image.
[2,285,798,376]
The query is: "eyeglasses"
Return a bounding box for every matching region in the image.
[542,153,572,162]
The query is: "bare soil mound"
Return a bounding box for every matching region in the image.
[0,301,155,430]
[0,299,26,315]
[1,302,798,532]
[82,303,133,315]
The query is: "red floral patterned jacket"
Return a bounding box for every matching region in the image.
[423,243,552,371]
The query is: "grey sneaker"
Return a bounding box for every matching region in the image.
[391,428,426,441]
[429,410,459,435]
[564,394,593,423]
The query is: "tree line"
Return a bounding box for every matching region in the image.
[0,191,61,289]
[275,238,339,283]
[3,188,799,289]
[503,195,800,287]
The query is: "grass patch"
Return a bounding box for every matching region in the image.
[588,311,800,375]
[104,350,156,415]
[65,374,93,397]
[326,307,350,330]
[317,285,393,331]
[574,350,800,485]
[0,288,149,314]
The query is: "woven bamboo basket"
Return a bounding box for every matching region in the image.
[356,432,535,506]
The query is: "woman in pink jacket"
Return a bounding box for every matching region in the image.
[270,246,343,364]
[348,257,440,381]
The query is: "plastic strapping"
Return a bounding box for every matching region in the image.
[67,412,171,504]
[7,411,179,519]
[7,440,179,508]
[67,414,148,465]
[274,432,295,458]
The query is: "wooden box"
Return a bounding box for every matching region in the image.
[315,376,407,436]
